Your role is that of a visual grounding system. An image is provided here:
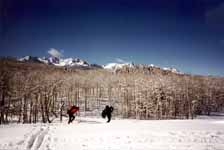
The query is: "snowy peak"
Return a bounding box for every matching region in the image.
[18,56,90,67]
[103,62,183,75]
[19,56,44,63]
[18,56,182,74]
[72,58,89,66]
[103,63,134,70]
[163,67,182,74]
[48,57,60,64]
[18,56,31,61]
[53,58,89,67]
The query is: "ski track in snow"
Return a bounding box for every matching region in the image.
[26,126,49,150]
[1,118,224,150]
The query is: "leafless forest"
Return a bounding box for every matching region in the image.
[1,58,224,124]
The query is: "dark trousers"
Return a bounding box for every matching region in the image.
[68,114,75,124]
[107,114,111,123]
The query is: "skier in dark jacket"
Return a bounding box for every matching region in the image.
[67,105,79,124]
[101,105,114,123]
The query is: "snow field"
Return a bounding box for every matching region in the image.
[0,118,224,150]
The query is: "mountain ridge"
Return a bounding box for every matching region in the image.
[18,55,182,74]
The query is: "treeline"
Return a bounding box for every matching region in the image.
[0,59,224,124]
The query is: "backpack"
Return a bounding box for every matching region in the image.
[101,109,106,118]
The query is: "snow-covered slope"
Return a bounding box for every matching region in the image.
[1,117,224,150]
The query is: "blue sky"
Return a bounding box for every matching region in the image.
[0,0,224,76]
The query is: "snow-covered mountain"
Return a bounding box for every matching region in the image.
[163,67,182,74]
[19,56,42,63]
[18,56,90,67]
[50,57,89,67]
[103,62,182,74]
[103,62,134,70]
[48,56,60,64]
[18,56,182,74]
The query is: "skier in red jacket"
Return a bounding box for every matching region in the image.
[67,105,79,124]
